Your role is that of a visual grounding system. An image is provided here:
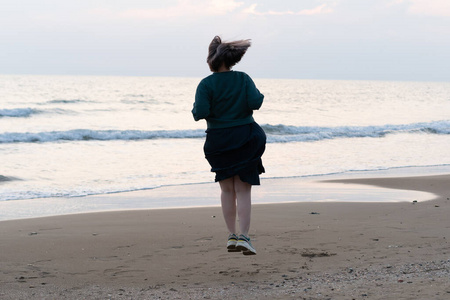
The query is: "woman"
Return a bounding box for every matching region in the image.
[192,36,266,255]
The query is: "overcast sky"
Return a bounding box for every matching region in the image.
[1,0,449,81]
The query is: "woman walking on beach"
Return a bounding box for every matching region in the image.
[192,36,266,255]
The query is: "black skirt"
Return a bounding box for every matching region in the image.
[204,122,266,185]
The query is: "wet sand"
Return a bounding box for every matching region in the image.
[0,174,449,299]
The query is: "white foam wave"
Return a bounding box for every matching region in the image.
[0,120,448,144]
[0,129,206,143]
[262,120,450,143]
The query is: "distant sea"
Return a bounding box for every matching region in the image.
[1,74,449,203]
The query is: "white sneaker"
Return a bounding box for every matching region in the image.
[227,233,239,251]
[236,234,256,255]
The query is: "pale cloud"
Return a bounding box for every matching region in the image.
[407,0,450,17]
[1,0,448,80]
[387,0,450,16]
[116,0,244,19]
[242,3,333,16]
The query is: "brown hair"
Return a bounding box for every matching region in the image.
[207,36,251,72]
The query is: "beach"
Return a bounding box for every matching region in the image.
[1,174,449,299]
[1,2,450,299]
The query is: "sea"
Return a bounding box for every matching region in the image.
[1,74,449,216]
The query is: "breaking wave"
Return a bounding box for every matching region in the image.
[262,120,450,143]
[0,120,448,144]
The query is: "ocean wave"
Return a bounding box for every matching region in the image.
[0,107,76,118]
[261,120,450,143]
[0,120,448,144]
[0,129,206,143]
[0,108,38,118]
[0,175,19,182]
[46,99,93,104]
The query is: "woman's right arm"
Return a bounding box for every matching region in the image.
[192,81,211,121]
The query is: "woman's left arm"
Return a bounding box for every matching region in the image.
[246,75,264,110]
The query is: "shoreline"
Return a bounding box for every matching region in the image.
[0,178,435,222]
[1,166,447,222]
[0,173,449,299]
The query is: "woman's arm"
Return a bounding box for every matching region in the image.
[192,81,211,121]
[246,75,264,110]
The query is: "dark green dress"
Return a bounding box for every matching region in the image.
[192,71,266,184]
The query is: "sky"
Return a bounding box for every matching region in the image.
[1,0,449,81]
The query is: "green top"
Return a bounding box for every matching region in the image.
[192,71,264,129]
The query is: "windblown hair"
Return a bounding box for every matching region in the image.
[207,36,252,72]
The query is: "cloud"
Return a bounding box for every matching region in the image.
[116,0,244,19]
[408,0,450,17]
[388,0,450,16]
[242,3,333,16]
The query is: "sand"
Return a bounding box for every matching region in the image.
[0,174,449,299]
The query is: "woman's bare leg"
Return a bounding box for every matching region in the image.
[219,177,237,234]
[234,175,252,236]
